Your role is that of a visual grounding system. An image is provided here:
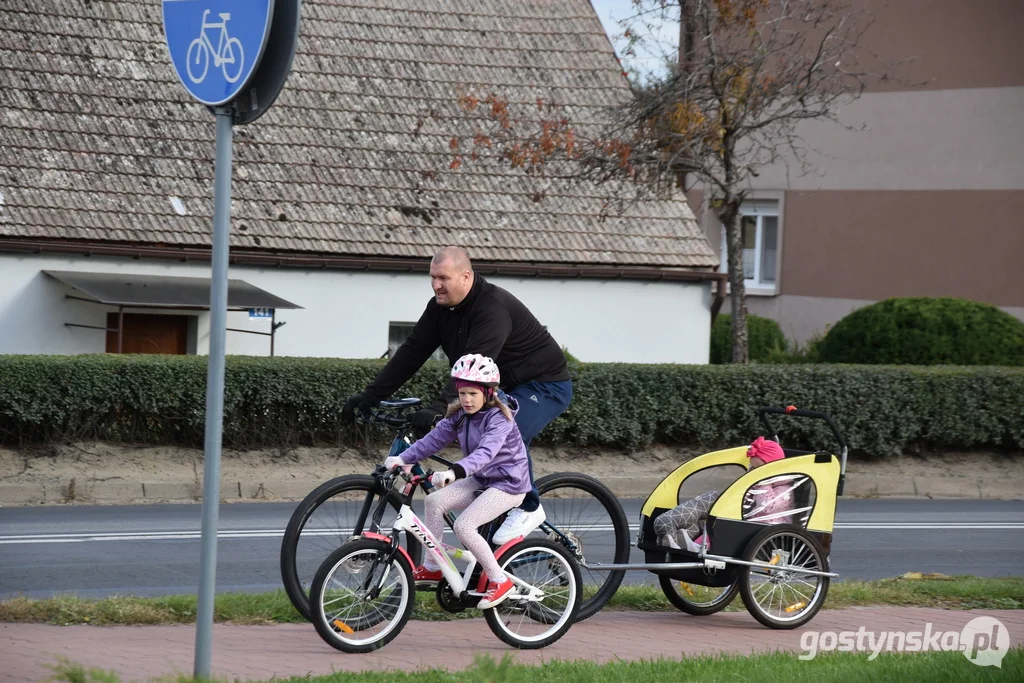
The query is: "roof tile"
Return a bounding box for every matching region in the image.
[0,1,717,268]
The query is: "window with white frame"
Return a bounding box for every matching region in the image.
[387,322,446,360]
[719,201,779,289]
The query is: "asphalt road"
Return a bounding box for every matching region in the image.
[1,499,1022,600]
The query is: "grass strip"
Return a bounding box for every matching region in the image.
[4,575,1021,626]
[48,648,1024,683]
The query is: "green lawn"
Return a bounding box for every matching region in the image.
[3,575,1021,626]
[49,649,1024,683]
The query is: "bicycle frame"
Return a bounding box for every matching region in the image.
[351,455,455,541]
[198,10,232,66]
[392,502,483,597]
[353,402,588,579]
[364,470,540,601]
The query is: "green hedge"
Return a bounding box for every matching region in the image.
[815,297,1024,366]
[0,355,448,452]
[1,355,1023,457]
[710,314,787,364]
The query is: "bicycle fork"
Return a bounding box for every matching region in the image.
[355,556,384,601]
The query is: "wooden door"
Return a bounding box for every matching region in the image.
[106,313,189,354]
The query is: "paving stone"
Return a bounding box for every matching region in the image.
[3,608,1022,682]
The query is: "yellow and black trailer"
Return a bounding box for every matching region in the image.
[588,406,849,630]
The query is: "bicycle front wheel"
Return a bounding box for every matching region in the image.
[280,474,423,620]
[310,538,415,653]
[536,472,629,621]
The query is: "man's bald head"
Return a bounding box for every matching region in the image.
[429,246,475,307]
[431,246,472,272]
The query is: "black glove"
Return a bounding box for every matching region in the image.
[409,407,444,435]
[341,394,379,424]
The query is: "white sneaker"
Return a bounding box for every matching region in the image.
[492,505,546,545]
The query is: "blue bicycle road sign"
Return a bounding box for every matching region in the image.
[162,0,275,106]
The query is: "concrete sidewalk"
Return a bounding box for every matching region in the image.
[3,608,1021,682]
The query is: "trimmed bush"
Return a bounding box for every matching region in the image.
[0,355,448,451]
[2,355,1023,457]
[815,297,1024,366]
[561,346,581,363]
[710,314,787,364]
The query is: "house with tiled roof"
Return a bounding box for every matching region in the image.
[0,0,720,362]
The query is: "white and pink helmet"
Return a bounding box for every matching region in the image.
[451,353,500,388]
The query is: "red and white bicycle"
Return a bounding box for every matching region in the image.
[309,465,582,652]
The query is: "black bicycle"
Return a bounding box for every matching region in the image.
[280,397,629,622]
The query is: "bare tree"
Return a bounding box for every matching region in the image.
[452,0,899,362]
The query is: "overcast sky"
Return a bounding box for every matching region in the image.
[589,0,677,79]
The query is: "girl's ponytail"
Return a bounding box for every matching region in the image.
[487,394,514,421]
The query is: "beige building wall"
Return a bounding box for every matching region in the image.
[693,0,1024,344]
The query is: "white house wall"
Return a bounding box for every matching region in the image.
[486,275,711,364]
[0,253,711,363]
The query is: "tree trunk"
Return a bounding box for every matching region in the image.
[675,0,696,193]
[718,199,749,363]
[678,0,696,73]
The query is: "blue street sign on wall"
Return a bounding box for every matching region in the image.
[162,0,275,106]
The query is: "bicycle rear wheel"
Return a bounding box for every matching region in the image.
[280,474,423,620]
[483,538,581,649]
[536,472,629,621]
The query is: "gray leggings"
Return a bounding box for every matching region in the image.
[423,477,525,582]
[653,490,719,539]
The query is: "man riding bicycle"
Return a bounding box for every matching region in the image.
[343,246,572,544]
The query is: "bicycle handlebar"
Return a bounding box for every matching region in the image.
[359,408,412,428]
[376,413,411,427]
[757,405,847,451]
[376,463,446,499]
[757,405,848,495]
[354,396,425,428]
[360,397,456,490]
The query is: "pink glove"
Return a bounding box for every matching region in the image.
[430,470,455,488]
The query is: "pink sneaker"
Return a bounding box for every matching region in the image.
[477,577,515,609]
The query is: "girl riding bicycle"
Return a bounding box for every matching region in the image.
[383,353,530,609]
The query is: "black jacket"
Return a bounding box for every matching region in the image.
[364,275,570,413]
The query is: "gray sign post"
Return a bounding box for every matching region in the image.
[161,1,301,677]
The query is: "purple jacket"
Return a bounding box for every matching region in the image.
[398,399,531,495]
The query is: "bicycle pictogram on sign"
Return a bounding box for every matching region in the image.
[162,0,275,106]
[186,10,245,84]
